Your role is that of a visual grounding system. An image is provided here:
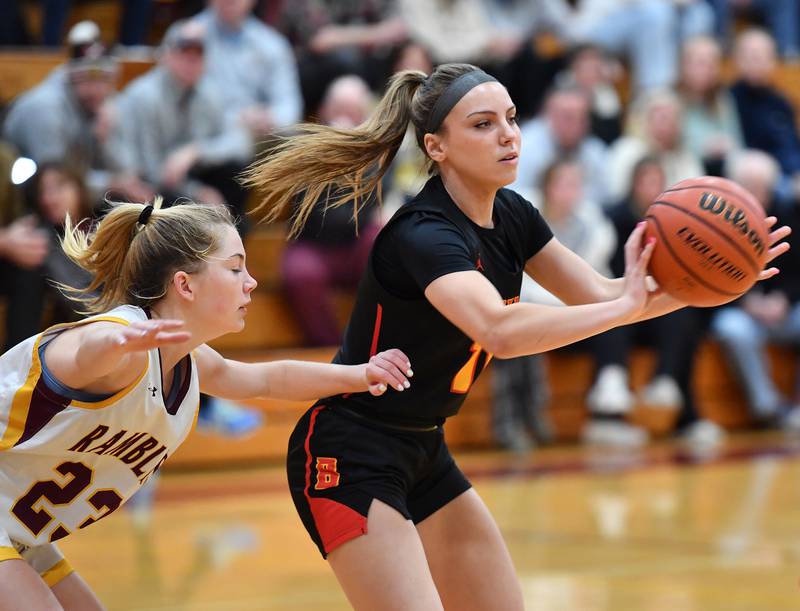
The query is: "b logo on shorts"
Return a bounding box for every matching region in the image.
[314,457,340,490]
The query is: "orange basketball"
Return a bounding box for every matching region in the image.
[644,176,769,307]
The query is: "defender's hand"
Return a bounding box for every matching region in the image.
[364,349,413,396]
[113,319,191,352]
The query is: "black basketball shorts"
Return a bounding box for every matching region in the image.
[286,402,472,558]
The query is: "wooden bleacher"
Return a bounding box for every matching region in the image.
[0,50,155,106]
[1,33,800,468]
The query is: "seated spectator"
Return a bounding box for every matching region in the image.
[730,28,800,201]
[586,157,710,447]
[0,155,92,349]
[494,158,616,451]
[23,162,94,322]
[3,21,153,205]
[0,142,48,349]
[707,0,799,60]
[511,85,609,205]
[282,75,379,346]
[710,149,800,428]
[608,89,703,201]
[678,35,744,177]
[108,19,252,223]
[186,0,302,139]
[400,0,559,118]
[556,43,623,145]
[535,0,681,92]
[278,0,405,114]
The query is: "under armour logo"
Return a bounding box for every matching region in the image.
[476,256,484,272]
[148,386,158,397]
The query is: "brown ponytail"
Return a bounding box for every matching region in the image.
[244,63,482,237]
[60,197,235,314]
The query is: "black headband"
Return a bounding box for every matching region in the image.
[138,204,154,226]
[424,70,499,134]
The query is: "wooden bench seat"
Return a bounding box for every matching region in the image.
[0,49,155,104]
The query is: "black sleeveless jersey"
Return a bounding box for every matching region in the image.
[331,175,553,426]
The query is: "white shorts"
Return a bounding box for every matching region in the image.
[0,526,73,587]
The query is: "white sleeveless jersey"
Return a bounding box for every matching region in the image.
[0,305,199,547]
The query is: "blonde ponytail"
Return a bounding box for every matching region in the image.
[60,198,235,314]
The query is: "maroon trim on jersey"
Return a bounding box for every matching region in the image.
[165,355,193,416]
[16,378,71,447]
[369,304,383,357]
[303,405,368,554]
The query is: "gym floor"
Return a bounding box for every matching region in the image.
[61,432,800,610]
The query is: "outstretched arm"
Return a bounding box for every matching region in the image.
[425,223,658,359]
[194,344,413,401]
[525,227,686,322]
[44,319,191,393]
[525,218,792,323]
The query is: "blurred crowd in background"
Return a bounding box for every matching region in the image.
[1,0,800,454]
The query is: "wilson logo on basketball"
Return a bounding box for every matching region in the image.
[697,192,766,257]
[675,227,747,282]
[645,176,769,307]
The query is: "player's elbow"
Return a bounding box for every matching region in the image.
[479,326,515,359]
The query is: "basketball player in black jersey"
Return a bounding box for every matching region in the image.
[246,64,790,610]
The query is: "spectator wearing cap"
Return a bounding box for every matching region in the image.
[2,21,152,204]
[179,0,302,141]
[111,18,263,444]
[107,19,251,222]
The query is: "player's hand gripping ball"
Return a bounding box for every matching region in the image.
[644,176,769,307]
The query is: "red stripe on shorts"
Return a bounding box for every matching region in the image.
[303,405,368,555]
[303,405,326,505]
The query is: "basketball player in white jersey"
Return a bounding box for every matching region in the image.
[0,199,413,610]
